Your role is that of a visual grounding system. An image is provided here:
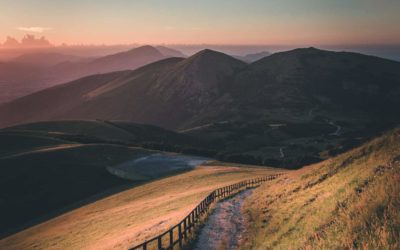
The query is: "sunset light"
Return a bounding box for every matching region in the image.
[1,1,399,250]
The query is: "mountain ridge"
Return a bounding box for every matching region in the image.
[0,45,183,103]
[1,47,400,131]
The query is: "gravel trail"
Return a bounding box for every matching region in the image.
[193,189,252,250]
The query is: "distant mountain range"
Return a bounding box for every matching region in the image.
[2,47,399,128]
[1,47,400,166]
[12,53,85,67]
[0,49,244,129]
[0,45,183,103]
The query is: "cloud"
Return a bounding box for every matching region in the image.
[17,26,52,33]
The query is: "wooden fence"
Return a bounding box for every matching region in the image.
[130,173,284,250]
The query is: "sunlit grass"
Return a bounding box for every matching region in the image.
[0,165,284,250]
[242,129,400,249]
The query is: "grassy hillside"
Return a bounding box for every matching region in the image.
[0,120,215,237]
[0,132,71,157]
[3,120,138,143]
[4,119,391,169]
[2,48,400,168]
[2,120,213,156]
[242,129,400,249]
[0,139,157,236]
[184,118,394,168]
[0,165,284,250]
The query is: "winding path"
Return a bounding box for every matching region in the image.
[279,147,285,158]
[193,189,253,250]
[328,120,342,136]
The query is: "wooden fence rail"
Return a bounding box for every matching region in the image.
[130,173,284,250]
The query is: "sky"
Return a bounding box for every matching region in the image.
[1,0,400,46]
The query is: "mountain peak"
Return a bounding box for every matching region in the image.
[185,49,245,66]
[290,47,324,54]
[130,45,157,51]
[125,45,162,56]
[94,45,164,64]
[195,49,225,57]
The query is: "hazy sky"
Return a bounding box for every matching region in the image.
[1,0,399,45]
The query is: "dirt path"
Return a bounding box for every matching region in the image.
[328,120,342,136]
[193,189,253,250]
[279,147,285,158]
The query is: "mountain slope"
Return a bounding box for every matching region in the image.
[0,141,152,236]
[12,52,84,67]
[2,48,400,167]
[226,47,400,119]
[0,119,209,236]
[0,50,246,129]
[0,70,129,127]
[184,48,400,167]
[156,46,186,57]
[0,61,50,103]
[0,165,278,250]
[1,120,210,155]
[243,128,400,249]
[50,45,168,83]
[0,45,177,103]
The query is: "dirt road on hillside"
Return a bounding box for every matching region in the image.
[193,189,253,250]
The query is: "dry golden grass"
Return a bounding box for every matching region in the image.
[242,129,400,249]
[0,165,284,250]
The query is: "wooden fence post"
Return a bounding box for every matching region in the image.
[169,229,173,249]
[129,175,285,250]
[183,219,187,238]
[178,223,182,248]
[158,236,162,249]
[188,216,191,233]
